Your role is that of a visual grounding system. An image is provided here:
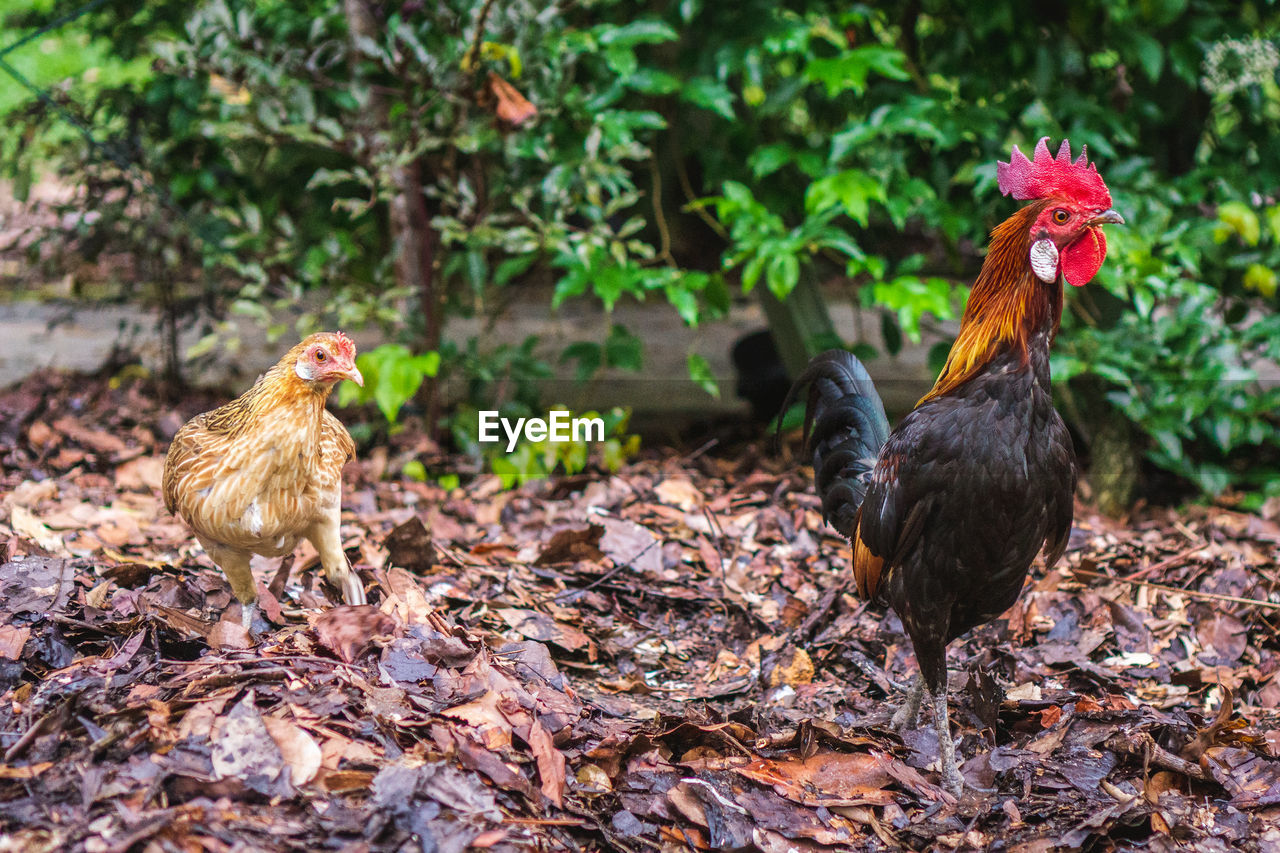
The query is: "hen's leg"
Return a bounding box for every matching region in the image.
[307,512,366,606]
[891,673,924,732]
[204,540,258,628]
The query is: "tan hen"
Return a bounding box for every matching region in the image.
[163,332,368,628]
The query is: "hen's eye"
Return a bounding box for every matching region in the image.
[314,349,327,362]
[1052,208,1070,225]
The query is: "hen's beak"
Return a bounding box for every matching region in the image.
[341,365,365,387]
[1089,209,1124,226]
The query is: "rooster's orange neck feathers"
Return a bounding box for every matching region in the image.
[922,201,1060,403]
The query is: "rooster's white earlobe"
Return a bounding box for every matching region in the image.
[1030,238,1059,283]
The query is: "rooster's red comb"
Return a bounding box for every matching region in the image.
[997,137,1112,209]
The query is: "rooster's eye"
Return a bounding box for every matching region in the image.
[314,349,327,362]
[1052,208,1070,225]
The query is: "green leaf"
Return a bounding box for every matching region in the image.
[1130,32,1164,81]
[880,310,902,356]
[560,341,603,381]
[765,253,800,299]
[806,169,884,225]
[803,46,909,97]
[413,351,442,377]
[605,324,644,371]
[1218,202,1260,247]
[495,254,538,287]
[681,77,737,121]
[703,274,731,317]
[687,352,720,398]
[1265,206,1280,243]
[597,19,678,48]
[625,68,681,95]
[349,344,440,423]
[748,144,794,179]
[666,285,700,326]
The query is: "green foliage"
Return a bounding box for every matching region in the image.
[337,344,441,424]
[687,352,720,399]
[0,2,151,119]
[662,0,1280,498]
[1056,168,1280,497]
[6,0,1280,500]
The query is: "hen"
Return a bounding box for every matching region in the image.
[788,139,1123,796]
[163,331,368,627]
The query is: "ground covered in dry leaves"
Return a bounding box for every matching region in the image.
[2,370,1280,852]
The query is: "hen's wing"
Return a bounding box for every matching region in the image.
[320,410,356,469]
[162,406,259,534]
[314,410,355,499]
[163,411,219,516]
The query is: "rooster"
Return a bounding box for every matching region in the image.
[788,139,1122,796]
[163,332,369,628]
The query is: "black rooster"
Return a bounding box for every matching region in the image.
[788,139,1123,796]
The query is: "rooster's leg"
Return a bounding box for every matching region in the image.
[307,516,367,606]
[930,684,962,798]
[914,634,963,798]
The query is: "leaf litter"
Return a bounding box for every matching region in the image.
[1,369,1279,851]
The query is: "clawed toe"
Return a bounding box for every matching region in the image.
[890,674,925,732]
[341,569,367,606]
[891,701,920,732]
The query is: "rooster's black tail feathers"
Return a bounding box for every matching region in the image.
[781,350,890,538]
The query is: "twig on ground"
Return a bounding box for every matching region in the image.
[1074,568,1280,611]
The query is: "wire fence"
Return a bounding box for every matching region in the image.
[0,0,214,248]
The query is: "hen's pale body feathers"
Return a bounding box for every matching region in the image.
[164,395,353,555]
[163,333,367,625]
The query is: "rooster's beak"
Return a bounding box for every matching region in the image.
[1089,209,1124,226]
[342,365,365,387]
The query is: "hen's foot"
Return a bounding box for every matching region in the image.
[239,602,259,631]
[340,567,367,606]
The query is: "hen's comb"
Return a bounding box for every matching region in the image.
[996,137,1112,209]
[333,331,356,360]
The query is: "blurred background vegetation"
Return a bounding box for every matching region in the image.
[1,0,1279,507]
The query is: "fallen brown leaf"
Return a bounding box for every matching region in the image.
[735,751,896,806]
[313,605,398,663]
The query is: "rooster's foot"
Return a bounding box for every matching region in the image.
[891,674,924,732]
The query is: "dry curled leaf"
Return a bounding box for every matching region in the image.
[486,72,537,127]
[734,751,896,806]
[314,605,398,663]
